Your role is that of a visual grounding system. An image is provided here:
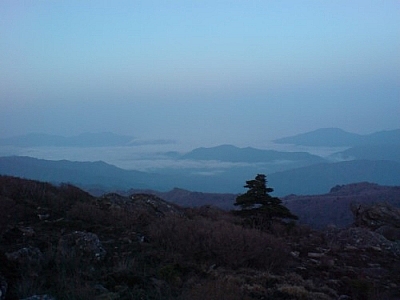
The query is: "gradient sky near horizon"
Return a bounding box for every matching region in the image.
[1,1,399,147]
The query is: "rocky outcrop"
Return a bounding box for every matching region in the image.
[97,193,182,217]
[57,231,106,262]
[5,246,44,267]
[351,202,400,241]
[352,202,400,229]
[20,295,56,300]
[130,193,182,216]
[333,227,400,254]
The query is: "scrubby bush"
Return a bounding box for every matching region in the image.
[67,202,108,225]
[148,214,289,271]
[179,277,252,300]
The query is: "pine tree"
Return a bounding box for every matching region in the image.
[234,174,297,229]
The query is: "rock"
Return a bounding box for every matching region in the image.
[335,227,392,250]
[37,214,50,221]
[389,282,398,289]
[307,252,324,258]
[18,226,35,237]
[57,231,106,262]
[5,246,44,268]
[93,283,109,294]
[361,267,389,279]
[94,292,119,300]
[327,225,400,256]
[344,245,358,251]
[0,273,7,300]
[375,225,400,241]
[290,251,300,258]
[368,246,382,251]
[20,295,56,300]
[322,258,335,267]
[96,193,183,219]
[352,202,400,230]
[129,194,183,216]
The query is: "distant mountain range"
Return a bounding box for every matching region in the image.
[274,128,400,147]
[1,127,400,196]
[0,156,172,191]
[3,128,399,148]
[1,127,399,230]
[268,159,400,195]
[2,155,400,196]
[330,144,400,162]
[180,144,325,163]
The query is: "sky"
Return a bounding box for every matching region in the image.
[1,0,399,147]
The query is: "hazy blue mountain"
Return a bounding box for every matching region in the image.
[331,144,400,162]
[0,156,171,191]
[274,128,400,147]
[366,129,400,145]
[181,144,326,163]
[2,156,400,196]
[0,132,135,147]
[0,156,255,193]
[268,159,400,196]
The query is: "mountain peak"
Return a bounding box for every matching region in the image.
[274,128,400,147]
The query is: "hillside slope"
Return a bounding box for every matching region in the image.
[1,176,400,299]
[283,182,400,228]
[268,159,400,196]
[0,155,168,190]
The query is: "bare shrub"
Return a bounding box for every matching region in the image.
[110,205,156,229]
[209,221,289,270]
[148,214,289,271]
[148,214,213,262]
[0,196,20,231]
[185,205,239,223]
[277,284,309,299]
[67,202,108,225]
[179,277,252,300]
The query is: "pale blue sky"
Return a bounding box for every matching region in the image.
[1,1,399,147]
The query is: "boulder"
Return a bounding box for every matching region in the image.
[351,202,400,237]
[375,225,400,241]
[333,227,393,250]
[5,246,44,269]
[97,193,182,217]
[20,295,56,300]
[57,231,106,262]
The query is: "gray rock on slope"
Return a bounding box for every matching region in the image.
[57,231,106,262]
[351,202,400,241]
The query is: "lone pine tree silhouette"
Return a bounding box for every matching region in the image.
[234,174,297,229]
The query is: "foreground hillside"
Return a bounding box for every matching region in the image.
[1,176,400,299]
